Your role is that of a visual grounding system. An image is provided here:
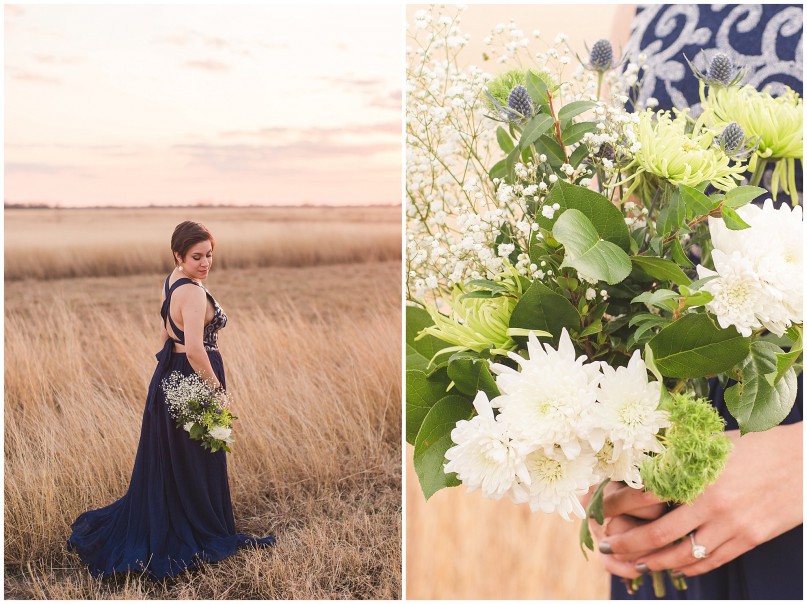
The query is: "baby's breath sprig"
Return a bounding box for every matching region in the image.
[640,392,732,504]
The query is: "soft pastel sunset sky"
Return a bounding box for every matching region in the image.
[5,4,402,207]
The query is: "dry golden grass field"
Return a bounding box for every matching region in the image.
[406,455,611,600]
[4,206,402,599]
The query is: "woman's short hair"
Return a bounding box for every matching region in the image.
[171,221,215,264]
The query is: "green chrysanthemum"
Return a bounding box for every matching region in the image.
[702,85,803,201]
[639,392,732,504]
[628,110,747,192]
[417,285,519,358]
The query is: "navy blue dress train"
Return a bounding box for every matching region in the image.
[67,276,275,579]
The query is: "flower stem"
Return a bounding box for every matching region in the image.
[749,157,768,187]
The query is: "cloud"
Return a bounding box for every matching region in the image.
[173,137,400,173]
[218,121,402,141]
[158,29,254,57]
[369,89,402,111]
[184,59,229,72]
[6,162,81,174]
[33,54,83,65]
[7,68,61,85]
[4,5,24,17]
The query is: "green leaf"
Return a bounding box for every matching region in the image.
[413,395,475,499]
[538,181,632,252]
[406,369,451,445]
[670,237,695,268]
[648,313,751,378]
[489,158,508,182]
[579,321,603,337]
[504,145,521,181]
[720,206,751,230]
[509,280,580,348]
[554,209,632,285]
[679,290,713,310]
[724,341,798,434]
[630,256,691,286]
[769,324,803,384]
[519,114,554,149]
[526,71,549,106]
[190,423,204,440]
[537,133,566,163]
[678,184,714,218]
[569,143,590,169]
[657,189,685,236]
[561,121,597,146]
[580,478,610,559]
[496,126,515,153]
[558,100,597,122]
[447,354,500,399]
[632,289,679,312]
[406,306,452,369]
[724,185,767,209]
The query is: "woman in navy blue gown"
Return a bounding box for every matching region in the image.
[67,221,275,579]
[588,5,803,600]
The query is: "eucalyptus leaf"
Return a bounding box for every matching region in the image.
[569,143,590,169]
[670,237,695,268]
[537,181,632,251]
[554,209,632,285]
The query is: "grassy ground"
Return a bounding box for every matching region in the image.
[4,207,401,599]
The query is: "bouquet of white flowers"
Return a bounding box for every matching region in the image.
[161,371,237,453]
[406,6,802,596]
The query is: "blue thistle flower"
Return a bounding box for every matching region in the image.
[686,51,747,87]
[588,39,614,71]
[507,85,534,120]
[718,122,744,154]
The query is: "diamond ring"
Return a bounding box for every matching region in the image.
[689,531,708,559]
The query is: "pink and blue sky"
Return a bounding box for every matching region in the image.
[5,4,402,207]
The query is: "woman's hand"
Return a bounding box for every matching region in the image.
[585,482,667,579]
[599,422,803,578]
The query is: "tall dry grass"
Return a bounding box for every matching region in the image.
[5,207,401,281]
[4,263,401,599]
[405,455,611,599]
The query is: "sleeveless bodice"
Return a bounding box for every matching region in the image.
[160,276,227,351]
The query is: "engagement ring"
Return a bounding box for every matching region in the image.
[689,531,708,559]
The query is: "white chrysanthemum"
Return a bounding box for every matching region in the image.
[595,350,669,451]
[593,440,647,488]
[490,329,602,458]
[444,391,531,500]
[509,447,596,520]
[699,199,803,336]
[208,426,232,441]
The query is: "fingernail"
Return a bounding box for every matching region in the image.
[635,562,650,574]
[598,541,612,554]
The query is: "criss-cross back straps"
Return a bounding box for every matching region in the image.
[160,276,200,345]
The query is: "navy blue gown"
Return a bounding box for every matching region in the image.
[67,276,275,579]
[612,4,803,599]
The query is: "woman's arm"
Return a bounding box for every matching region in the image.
[597,422,803,578]
[176,285,223,391]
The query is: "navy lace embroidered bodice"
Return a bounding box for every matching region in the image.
[160,276,228,351]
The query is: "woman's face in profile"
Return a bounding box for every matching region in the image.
[179,240,213,280]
